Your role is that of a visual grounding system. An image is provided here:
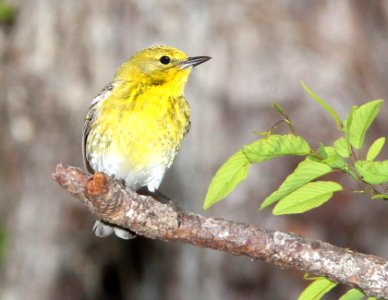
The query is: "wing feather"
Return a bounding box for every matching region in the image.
[82,82,114,173]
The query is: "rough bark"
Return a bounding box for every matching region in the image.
[53,164,388,299]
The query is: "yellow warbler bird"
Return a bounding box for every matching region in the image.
[82,45,210,239]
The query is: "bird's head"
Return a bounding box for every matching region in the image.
[115,45,210,93]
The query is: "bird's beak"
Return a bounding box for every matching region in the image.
[180,56,211,69]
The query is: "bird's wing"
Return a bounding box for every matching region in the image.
[82,82,114,173]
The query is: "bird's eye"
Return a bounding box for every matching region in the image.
[159,56,171,65]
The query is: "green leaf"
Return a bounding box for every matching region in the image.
[317,143,328,158]
[320,146,347,170]
[347,99,383,149]
[372,194,388,200]
[0,226,6,265]
[243,134,310,163]
[261,157,332,209]
[0,1,16,24]
[339,288,365,300]
[301,81,342,129]
[366,137,385,161]
[334,137,350,158]
[355,160,388,184]
[298,277,337,300]
[344,105,358,132]
[203,150,250,209]
[273,181,342,215]
[273,102,286,115]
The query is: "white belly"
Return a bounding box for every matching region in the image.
[87,150,166,192]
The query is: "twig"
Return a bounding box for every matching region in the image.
[52,164,388,299]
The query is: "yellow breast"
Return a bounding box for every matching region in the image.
[86,81,190,189]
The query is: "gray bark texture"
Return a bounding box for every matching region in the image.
[53,164,388,299]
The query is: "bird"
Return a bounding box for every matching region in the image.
[82,45,210,239]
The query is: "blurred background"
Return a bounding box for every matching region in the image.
[1,0,388,299]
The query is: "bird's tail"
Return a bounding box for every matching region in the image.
[93,220,134,240]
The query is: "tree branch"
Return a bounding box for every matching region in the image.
[52,164,388,298]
